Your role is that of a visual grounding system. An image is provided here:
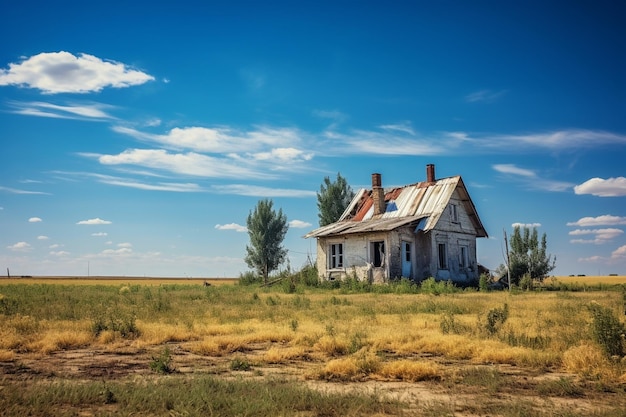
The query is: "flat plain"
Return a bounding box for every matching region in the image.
[1,275,625,416]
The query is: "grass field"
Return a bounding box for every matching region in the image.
[0,276,238,286]
[1,275,625,416]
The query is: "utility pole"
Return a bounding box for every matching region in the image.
[503,229,511,291]
[6,267,9,278]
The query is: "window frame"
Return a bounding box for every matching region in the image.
[438,243,448,270]
[328,242,344,269]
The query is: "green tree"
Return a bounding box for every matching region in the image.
[317,173,355,226]
[245,199,289,285]
[508,225,556,286]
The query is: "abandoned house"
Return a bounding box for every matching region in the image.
[305,164,488,284]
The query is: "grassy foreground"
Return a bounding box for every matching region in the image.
[1,277,625,416]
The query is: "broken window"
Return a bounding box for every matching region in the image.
[371,241,385,267]
[329,243,343,269]
[438,243,448,269]
[450,204,459,223]
[460,246,469,268]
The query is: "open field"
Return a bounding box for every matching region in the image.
[1,279,625,416]
[553,275,626,285]
[0,276,238,286]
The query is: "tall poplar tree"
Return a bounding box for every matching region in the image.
[317,173,355,226]
[508,225,556,285]
[245,199,289,285]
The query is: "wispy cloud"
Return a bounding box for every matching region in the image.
[0,51,154,94]
[28,217,42,223]
[215,223,248,233]
[8,100,116,120]
[567,215,626,227]
[50,250,70,256]
[91,232,108,237]
[465,89,507,103]
[37,235,49,240]
[574,177,626,197]
[211,184,316,198]
[76,218,112,225]
[482,129,626,151]
[493,164,536,178]
[492,164,573,192]
[0,186,50,195]
[379,122,415,135]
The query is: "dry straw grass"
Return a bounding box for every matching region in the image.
[379,360,440,382]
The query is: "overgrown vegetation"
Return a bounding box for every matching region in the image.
[1,275,625,416]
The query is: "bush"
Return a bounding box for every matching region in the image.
[420,278,458,295]
[588,303,625,357]
[150,347,174,374]
[238,271,261,286]
[519,274,534,291]
[478,274,491,292]
[483,303,509,335]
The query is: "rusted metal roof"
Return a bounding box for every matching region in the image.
[305,175,488,239]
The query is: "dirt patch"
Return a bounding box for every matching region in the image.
[2,343,624,416]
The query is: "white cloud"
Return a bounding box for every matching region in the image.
[569,228,623,244]
[567,215,626,227]
[511,222,541,229]
[97,149,272,180]
[117,242,133,248]
[37,235,49,240]
[215,223,248,233]
[0,51,154,94]
[574,177,626,197]
[77,217,112,225]
[91,232,108,237]
[465,89,507,103]
[28,217,42,223]
[611,245,626,260]
[251,147,314,162]
[113,125,304,154]
[211,184,316,198]
[50,250,70,256]
[101,247,133,256]
[7,241,32,251]
[289,219,312,228]
[49,243,62,249]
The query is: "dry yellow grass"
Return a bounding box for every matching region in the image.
[379,360,440,382]
[0,277,238,286]
[553,275,626,285]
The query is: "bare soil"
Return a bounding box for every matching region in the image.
[2,341,624,416]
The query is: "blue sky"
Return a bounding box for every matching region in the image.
[1,1,625,278]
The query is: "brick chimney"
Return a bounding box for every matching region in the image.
[426,164,436,183]
[371,173,385,215]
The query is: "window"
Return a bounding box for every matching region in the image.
[450,204,459,223]
[438,243,448,269]
[371,241,385,267]
[460,246,468,268]
[329,243,343,269]
[404,242,411,262]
